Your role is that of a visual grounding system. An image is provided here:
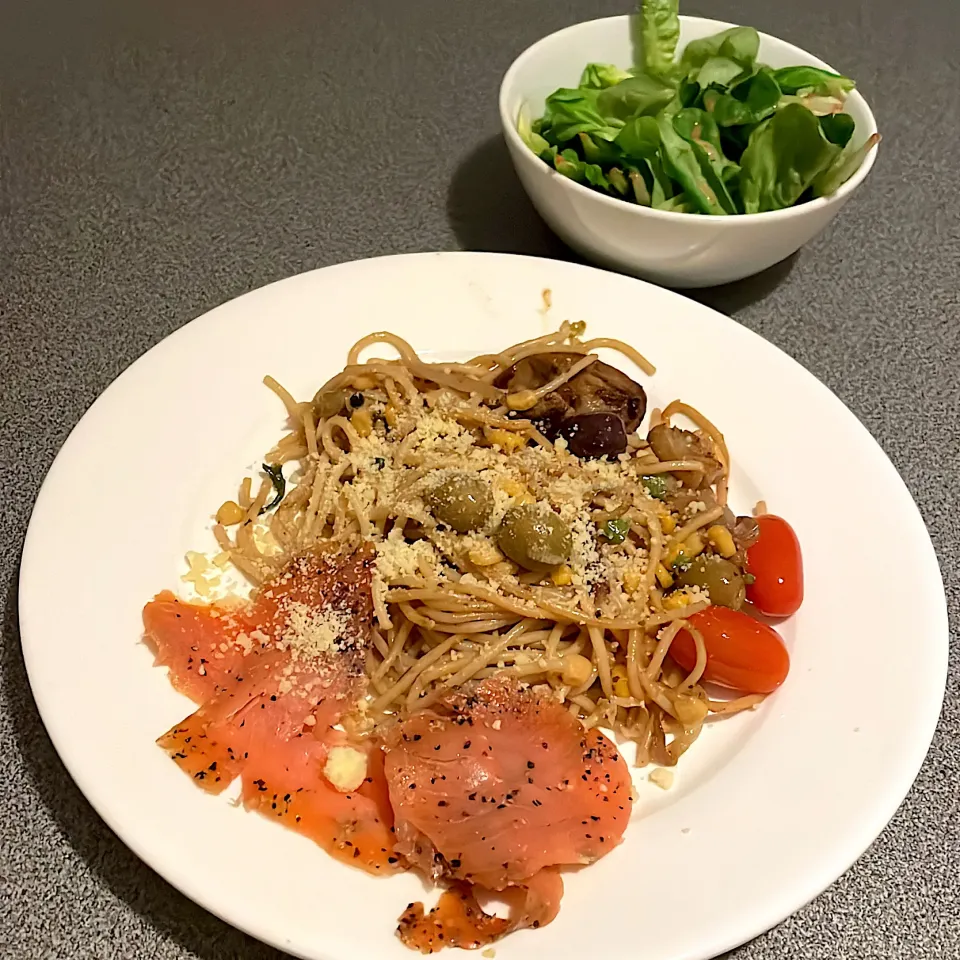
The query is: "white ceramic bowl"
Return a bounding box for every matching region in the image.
[499,15,879,288]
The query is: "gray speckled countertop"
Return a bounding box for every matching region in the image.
[1,0,958,957]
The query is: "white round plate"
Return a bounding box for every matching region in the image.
[20,253,947,960]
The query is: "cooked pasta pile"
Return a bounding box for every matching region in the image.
[211,322,764,767]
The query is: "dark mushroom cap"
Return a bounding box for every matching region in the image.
[495,352,647,458]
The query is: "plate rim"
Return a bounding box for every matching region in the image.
[18,251,949,960]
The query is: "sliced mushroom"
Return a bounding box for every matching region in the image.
[647,424,722,489]
[732,515,760,552]
[495,352,646,458]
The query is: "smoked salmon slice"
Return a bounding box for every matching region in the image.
[143,592,260,703]
[384,676,633,892]
[145,547,398,871]
[397,868,563,953]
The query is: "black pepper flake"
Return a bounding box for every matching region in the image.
[496,804,507,810]
[591,815,600,821]
[468,793,477,801]
[208,762,218,771]
[532,799,542,807]
[270,695,278,702]
[353,848,361,859]
[413,734,422,741]
[409,783,417,790]
[388,857,399,864]
[464,740,471,749]
[527,761,535,769]
[437,800,448,807]
[450,858,461,868]
[433,744,441,751]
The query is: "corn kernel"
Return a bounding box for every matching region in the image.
[611,664,630,698]
[561,653,592,687]
[674,694,710,724]
[684,532,705,559]
[663,590,697,610]
[659,513,677,534]
[707,524,736,558]
[551,564,573,586]
[655,563,674,588]
[216,500,246,525]
[351,409,373,438]
[665,532,705,568]
[486,428,525,454]
[663,541,682,567]
[383,404,399,428]
[468,542,503,567]
[496,476,535,503]
[623,565,643,594]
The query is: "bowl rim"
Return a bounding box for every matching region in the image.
[499,14,879,225]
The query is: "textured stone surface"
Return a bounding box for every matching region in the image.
[1,0,958,957]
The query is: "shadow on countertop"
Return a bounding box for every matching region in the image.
[447,135,580,262]
[447,134,797,315]
[2,570,288,960]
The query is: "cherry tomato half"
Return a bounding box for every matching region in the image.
[670,606,789,694]
[746,514,804,617]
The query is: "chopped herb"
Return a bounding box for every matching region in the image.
[641,474,669,500]
[260,462,286,513]
[600,517,631,544]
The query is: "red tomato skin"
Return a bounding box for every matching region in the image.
[670,606,790,694]
[746,515,804,617]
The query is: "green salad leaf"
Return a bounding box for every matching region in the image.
[614,114,662,158]
[680,26,760,73]
[597,73,677,120]
[518,0,876,217]
[580,62,634,89]
[740,103,839,212]
[542,87,623,142]
[812,131,881,197]
[518,110,551,155]
[819,112,856,147]
[640,0,681,77]
[656,114,733,214]
[772,65,854,96]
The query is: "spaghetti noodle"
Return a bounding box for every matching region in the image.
[213,322,762,767]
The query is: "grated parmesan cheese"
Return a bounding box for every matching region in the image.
[276,601,351,661]
[649,768,674,790]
